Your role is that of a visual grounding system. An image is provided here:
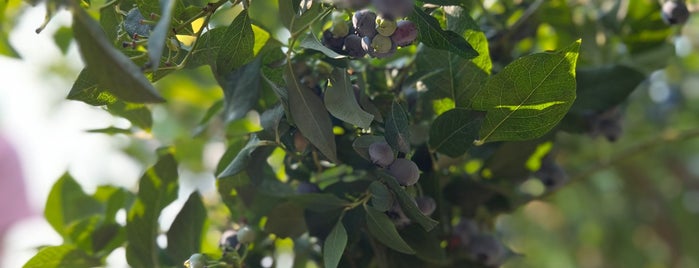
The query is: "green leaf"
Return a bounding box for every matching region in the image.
[67,69,117,106]
[215,10,254,75]
[52,26,72,55]
[369,181,392,212]
[106,101,153,130]
[166,191,207,265]
[428,109,482,157]
[364,206,415,254]
[126,152,179,268]
[473,40,581,144]
[217,57,262,123]
[279,0,330,36]
[23,245,101,268]
[352,135,387,161]
[65,215,103,253]
[45,173,103,237]
[408,7,478,60]
[0,33,19,58]
[71,7,164,103]
[323,221,348,268]
[299,32,346,59]
[385,101,411,154]
[377,172,438,231]
[288,193,350,212]
[400,225,447,264]
[325,68,374,129]
[187,27,225,69]
[265,201,308,238]
[147,0,176,70]
[86,126,132,135]
[284,64,338,162]
[571,65,646,113]
[218,135,273,178]
[416,6,491,109]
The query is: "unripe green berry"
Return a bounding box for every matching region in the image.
[237,226,256,244]
[371,35,393,53]
[376,17,397,36]
[331,20,350,38]
[184,253,206,268]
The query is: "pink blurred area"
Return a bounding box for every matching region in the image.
[0,134,35,243]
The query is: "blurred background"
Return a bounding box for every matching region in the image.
[2,0,699,268]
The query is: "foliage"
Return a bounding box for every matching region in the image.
[2,0,694,267]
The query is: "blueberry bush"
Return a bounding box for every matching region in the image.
[4,0,695,267]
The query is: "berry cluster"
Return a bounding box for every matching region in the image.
[322,7,418,59]
[451,218,510,267]
[368,141,420,186]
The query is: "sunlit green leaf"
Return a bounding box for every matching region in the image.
[215,10,254,75]
[473,40,581,144]
[23,245,100,268]
[45,173,103,237]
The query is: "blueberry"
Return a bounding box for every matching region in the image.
[344,34,367,58]
[322,29,346,53]
[415,196,436,216]
[353,10,378,38]
[387,158,420,186]
[465,234,507,267]
[534,154,568,191]
[368,141,395,167]
[662,0,690,25]
[296,181,320,193]
[391,20,417,47]
[219,229,239,252]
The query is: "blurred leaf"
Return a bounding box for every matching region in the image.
[218,135,274,178]
[215,10,254,75]
[352,135,387,161]
[288,193,350,212]
[218,56,262,123]
[124,8,151,38]
[300,32,346,59]
[365,206,415,254]
[428,109,482,157]
[52,26,72,55]
[0,33,19,58]
[325,68,373,129]
[385,101,411,154]
[92,186,133,223]
[65,215,102,254]
[126,152,179,268]
[279,0,330,36]
[135,0,160,18]
[378,172,438,231]
[323,220,348,268]
[90,223,124,255]
[473,40,580,143]
[192,100,224,136]
[284,65,338,162]
[106,102,153,130]
[369,181,392,212]
[166,191,207,265]
[571,65,646,113]
[400,224,447,264]
[23,245,100,268]
[72,7,164,103]
[265,201,308,238]
[68,69,117,106]
[187,27,225,69]
[147,0,176,70]
[45,173,103,237]
[86,126,132,135]
[421,0,464,5]
[408,7,477,60]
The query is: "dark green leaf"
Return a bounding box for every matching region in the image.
[288,193,350,212]
[428,109,482,157]
[400,224,447,264]
[352,135,387,161]
[265,201,308,238]
[72,7,164,103]
[218,135,274,178]
[91,223,124,255]
[323,221,347,268]
[284,65,338,162]
[369,181,392,212]
[65,215,102,253]
[44,173,103,237]
[421,0,464,5]
[385,101,411,154]
[300,32,346,59]
[218,57,262,123]
[23,245,100,268]
[473,40,581,143]
[166,191,207,264]
[408,7,478,60]
[147,0,176,70]
[279,0,330,36]
[186,27,225,69]
[126,152,179,268]
[377,172,438,231]
[364,206,415,254]
[325,68,373,129]
[67,69,117,106]
[571,65,646,113]
[215,10,254,75]
[86,127,132,135]
[52,26,72,55]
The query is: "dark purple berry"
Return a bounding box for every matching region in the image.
[534,154,568,191]
[465,234,508,267]
[322,29,346,53]
[387,158,420,186]
[662,0,690,25]
[391,20,417,47]
[587,106,623,142]
[372,0,414,19]
[296,181,320,193]
[368,141,394,167]
[415,196,436,216]
[352,10,377,38]
[453,218,480,246]
[344,34,367,58]
[386,201,411,227]
[219,229,239,252]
